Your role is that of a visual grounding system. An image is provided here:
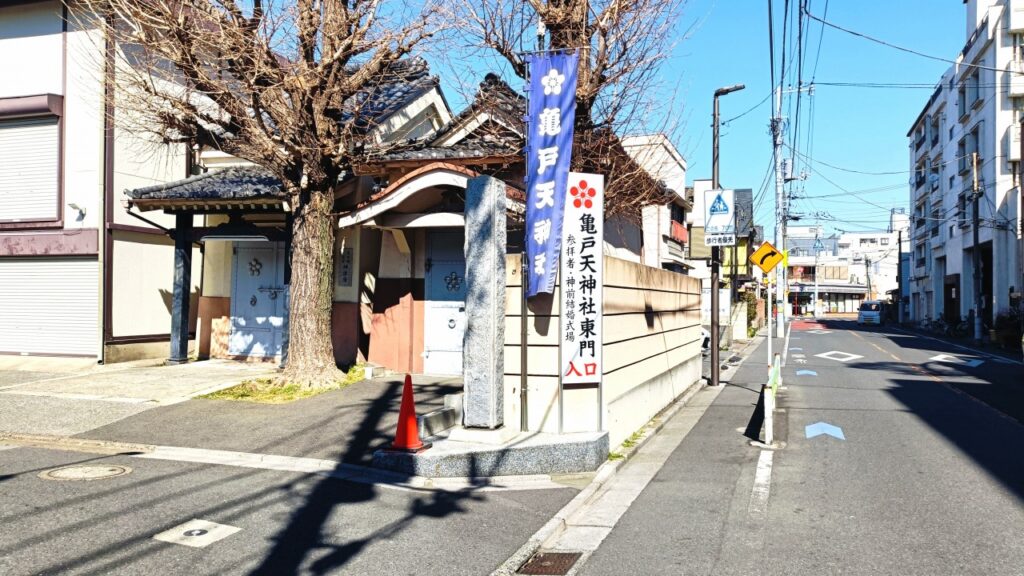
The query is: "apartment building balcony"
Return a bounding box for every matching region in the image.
[1012,0,1024,32]
[669,220,688,245]
[915,132,927,151]
[1008,123,1021,162]
[1009,61,1024,98]
[914,171,927,190]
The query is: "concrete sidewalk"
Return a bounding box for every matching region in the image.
[76,374,462,466]
[0,358,275,404]
[0,359,271,438]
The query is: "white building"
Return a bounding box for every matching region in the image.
[625,134,692,274]
[0,0,194,361]
[786,213,908,315]
[907,0,1023,325]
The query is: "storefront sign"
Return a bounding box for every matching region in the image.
[525,51,579,297]
[560,172,603,385]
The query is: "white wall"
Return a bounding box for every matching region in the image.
[0,1,63,98]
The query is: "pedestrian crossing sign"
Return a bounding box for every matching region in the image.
[709,194,729,215]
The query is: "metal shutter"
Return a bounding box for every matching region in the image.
[0,117,59,221]
[0,258,98,356]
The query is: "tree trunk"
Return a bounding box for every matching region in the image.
[279,185,344,388]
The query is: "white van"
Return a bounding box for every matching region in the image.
[857,300,884,325]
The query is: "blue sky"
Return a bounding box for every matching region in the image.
[671,0,964,236]
[433,1,966,237]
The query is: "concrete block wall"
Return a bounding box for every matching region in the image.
[505,254,703,447]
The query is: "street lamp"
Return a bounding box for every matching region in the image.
[710,83,745,387]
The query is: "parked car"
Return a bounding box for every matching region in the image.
[857,300,885,325]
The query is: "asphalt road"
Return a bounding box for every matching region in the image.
[0,446,575,575]
[580,319,1024,576]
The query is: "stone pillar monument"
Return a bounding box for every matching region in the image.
[463,175,506,428]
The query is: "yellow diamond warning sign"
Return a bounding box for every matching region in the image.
[750,241,784,274]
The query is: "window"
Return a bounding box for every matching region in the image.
[881,238,889,245]
[969,70,981,106]
[0,117,60,224]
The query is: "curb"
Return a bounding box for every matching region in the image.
[492,338,762,575]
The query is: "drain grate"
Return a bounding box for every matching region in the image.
[517,551,582,575]
[39,464,132,481]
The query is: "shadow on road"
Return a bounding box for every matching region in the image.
[10,376,528,575]
[886,376,1024,503]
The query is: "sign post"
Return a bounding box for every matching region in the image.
[705,189,735,387]
[704,189,737,247]
[560,172,604,432]
[750,240,785,366]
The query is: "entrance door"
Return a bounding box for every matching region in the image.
[230,242,286,358]
[423,231,467,375]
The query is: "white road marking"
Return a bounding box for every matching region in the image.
[792,353,806,358]
[890,327,1023,366]
[929,354,984,368]
[748,449,774,518]
[815,351,863,363]
[153,519,241,548]
[0,433,567,493]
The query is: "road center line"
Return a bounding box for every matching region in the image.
[748,449,774,518]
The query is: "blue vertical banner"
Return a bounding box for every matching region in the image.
[525,51,579,298]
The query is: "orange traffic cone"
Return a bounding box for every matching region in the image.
[389,374,431,452]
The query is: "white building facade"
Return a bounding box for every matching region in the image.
[786,219,906,315]
[0,0,194,361]
[907,0,1024,325]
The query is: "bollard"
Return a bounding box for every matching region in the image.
[763,383,775,446]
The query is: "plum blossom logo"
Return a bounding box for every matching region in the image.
[541,69,565,95]
[570,179,596,209]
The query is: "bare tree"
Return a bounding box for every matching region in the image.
[451,0,688,217]
[73,0,437,387]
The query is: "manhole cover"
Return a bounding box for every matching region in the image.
[517,551,582,575]
[39,464,132,481]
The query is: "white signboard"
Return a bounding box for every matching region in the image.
[560,172,603,385]
[700,288,732,324]
[704,189,736,246]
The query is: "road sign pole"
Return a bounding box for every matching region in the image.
[767,279,773,365]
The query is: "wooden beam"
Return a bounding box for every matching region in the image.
[391,229,410,254]
[168,213,192,364]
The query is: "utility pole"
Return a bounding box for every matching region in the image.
[813,227,821,318]
[865,256,872,299]
[772,85,786,337]
[897,228,903,323]
[711,84,745,387]
[972,151,983,342]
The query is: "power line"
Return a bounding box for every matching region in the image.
[805,10,1009,74]
[722,91,772,125]
[808,0,828,81]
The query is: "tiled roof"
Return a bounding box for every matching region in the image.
[129,58,437,201]
[368,73,524,163]
[350,57,439,129]
[127,166,285,201]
